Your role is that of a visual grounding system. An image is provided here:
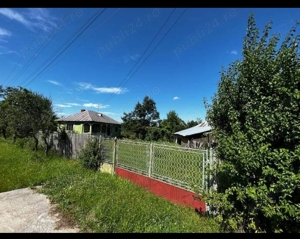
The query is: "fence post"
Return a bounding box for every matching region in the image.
[98,135,102,147]
[209,147,213,193]
[148,143,153,177]
[112,137,117,174]
[206,148,209,191]
[202,151,206,192]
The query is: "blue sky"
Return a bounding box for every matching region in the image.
[0,8,299,123]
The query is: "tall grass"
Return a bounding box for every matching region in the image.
[0,137,222,233]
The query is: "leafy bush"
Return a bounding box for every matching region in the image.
[78,138,106,171]
[15,137,36,150]
[203,14,300,233]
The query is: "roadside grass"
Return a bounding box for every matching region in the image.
[0,137,222,233]
[0,138,81,192]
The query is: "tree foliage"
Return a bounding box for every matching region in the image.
[0,86,57,155]
[186,118,202,128]
[203,13,300,233]
[160,110,186,141]
[0,86,8,139]
[121,96,160,140]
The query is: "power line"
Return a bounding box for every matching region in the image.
[23,9,107,87]
[19,8,100,87]
[2,8,56,86]
[101,8,187,106]
[35,8,122,79]
[5,9,76,87]
[101,8,177,105]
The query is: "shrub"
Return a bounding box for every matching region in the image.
[78,138,106,171]
[203,13,300,233]
[15,137,37,151]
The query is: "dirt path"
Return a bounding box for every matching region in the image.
[0,187,80,233]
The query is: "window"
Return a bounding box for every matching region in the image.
[66,124,73,131]
[107,125,110,136]
[83,123,90,133]
[115,126,119,133]
[92,124,100,133]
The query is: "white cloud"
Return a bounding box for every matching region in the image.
[0,8,32,27]
[122,53,140,63]
[54,104,72,108]
[12,62,22,67]
[54,102,84,108]
[83,103,110,109]
[93,87,128,94]
[66,103,81,106]
[0,8,57,32]
[0,46,18,55]
[77,82,128,94]
[0,27,11,36]
[47,80,62,86]
[173,96,180,100]
[230,50,238,55]
[77,82,93,89]
[130,53,140,61]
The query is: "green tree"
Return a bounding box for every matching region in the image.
[1,86,57,155]
[121,96,160,140]
[160,110,186,141]
[203,14,300,233]
[3,87,34,142]
[0,85,8,139]
[186,118,203,128]
[144,126,165,141]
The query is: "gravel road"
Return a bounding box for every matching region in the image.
[0,187,80,233]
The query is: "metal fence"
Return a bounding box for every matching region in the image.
[45,133,216,193]
[114,139,215,193]
[116,140,150,175]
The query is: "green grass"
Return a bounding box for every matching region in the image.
[0,137,222,233]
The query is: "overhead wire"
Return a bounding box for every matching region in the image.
[34,8,122,79]
[23,8,107,87]
[101,8,187,106]
[5,9,76,87]
[3,8,56,86]
[19,8,100,87]
[100,8,177,105]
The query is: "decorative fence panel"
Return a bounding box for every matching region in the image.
[116,140,150,176]
[101,137,114,164]
[114,140,215,194]
[151,144,207,192]
[46,133,216,195]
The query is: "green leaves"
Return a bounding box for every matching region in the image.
[121,96,160,140]
[203,13,300,233]
[0,86,57,154]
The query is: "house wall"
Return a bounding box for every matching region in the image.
[57,123,82,134]
[74,124,83,134]
[58,122,121,137]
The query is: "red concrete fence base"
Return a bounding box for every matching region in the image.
[116,167,206,213]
